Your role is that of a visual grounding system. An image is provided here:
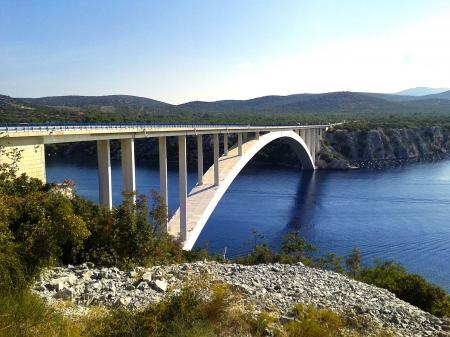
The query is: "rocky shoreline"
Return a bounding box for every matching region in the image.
[318,127,450,170]
[34,262,450,337]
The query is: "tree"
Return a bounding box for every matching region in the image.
[281,231,316,261]
[345,248,361,276]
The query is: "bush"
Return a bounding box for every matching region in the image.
[235,231,316,265]
[0,291,82,337]
[285,304,344,337]
[358,261,450,317]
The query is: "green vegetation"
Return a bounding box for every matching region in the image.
[2,92,450,130]
[357,261,450,317]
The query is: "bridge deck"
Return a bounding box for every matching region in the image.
[167,137,258,243]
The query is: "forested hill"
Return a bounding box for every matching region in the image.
[2,90,450,124]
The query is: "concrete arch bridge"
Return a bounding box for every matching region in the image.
[0,123,332,249]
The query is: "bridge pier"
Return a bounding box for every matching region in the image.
[315,129,320,155]
[300,128,306,141]
[255,131,260,140]
[178,135,188,241]
[238,133,243,156]
[223,133,228,155]
[197,135,203,185]
[159,136,168,216]
[97,140,112,209]
[213,133,220,186]
[121,138,136,201]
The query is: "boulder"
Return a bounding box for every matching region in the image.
[152,279,168,293]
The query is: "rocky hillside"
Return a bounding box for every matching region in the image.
[34,262,450,337]
[318,126,450,169]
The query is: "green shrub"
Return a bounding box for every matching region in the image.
[345,248,361,276]
[358,261,449,317]
[316,253,345,273]
[0,291,82,337]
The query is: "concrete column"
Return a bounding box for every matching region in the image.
[97,140,112,209]
[213,133,220,186]
[223,133,228,155]
[159,136,168,213]
[178,135,187,241]
[197,135,203,185]
[310,129,316,161]
[304,129,310,148]
[300,128,306,141]
[315,129,320,154]
[238,133,243,156]
[121,139,136,201]
[255,131,260,140]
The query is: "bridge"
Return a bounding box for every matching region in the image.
[0,123,332,249]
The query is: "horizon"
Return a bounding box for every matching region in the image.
[2,1,450,104]
[4,87,450,105]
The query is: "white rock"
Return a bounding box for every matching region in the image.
[152,279,168,293]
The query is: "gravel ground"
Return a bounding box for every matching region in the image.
[34,261,450,337]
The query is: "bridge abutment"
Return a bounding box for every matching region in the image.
[0,143,46,182]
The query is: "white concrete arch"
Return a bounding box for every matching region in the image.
[167,130,315,250]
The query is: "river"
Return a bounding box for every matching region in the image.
[46,157,450,291]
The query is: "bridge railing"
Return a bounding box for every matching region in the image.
[0,122,332,133]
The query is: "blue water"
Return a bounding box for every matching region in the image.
[46,158,450,291]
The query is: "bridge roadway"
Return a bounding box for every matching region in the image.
[0,123,332,249]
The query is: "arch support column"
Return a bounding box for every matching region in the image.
[97,140,112,209]
[223,133,228,155]
[197,135,203,185]
[238,133,243,156]
[178,135,188,241]
[214,133,220,186]
[300,128,306,141]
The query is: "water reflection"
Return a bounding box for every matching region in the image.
[286,170,318,231]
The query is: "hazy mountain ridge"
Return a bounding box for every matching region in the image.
[395,87,450,96]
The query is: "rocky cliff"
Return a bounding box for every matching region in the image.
[318,127,450,169]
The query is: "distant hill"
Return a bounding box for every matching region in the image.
[178,91,450,115]
[17,95,172,113]
[179,94,317,113]
[2,90,450,123]
[394,87,450,96]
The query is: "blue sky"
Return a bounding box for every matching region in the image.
[1,0,450,103]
